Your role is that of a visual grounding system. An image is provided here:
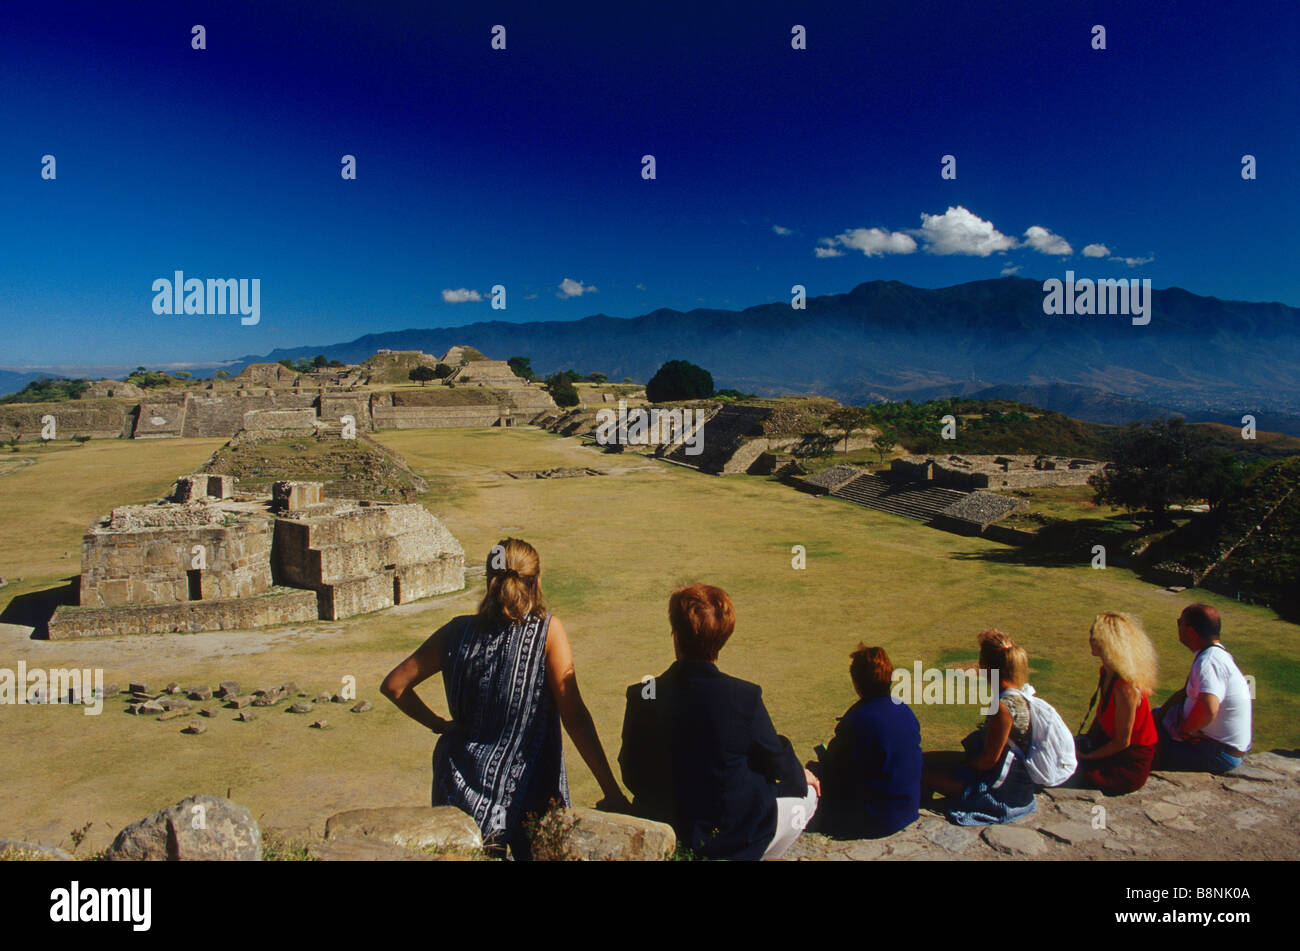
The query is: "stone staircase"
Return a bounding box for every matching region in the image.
[830,473,968,522]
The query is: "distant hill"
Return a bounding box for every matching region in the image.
[222,278,1300,433]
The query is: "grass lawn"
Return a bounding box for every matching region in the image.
[0,427,1296,853]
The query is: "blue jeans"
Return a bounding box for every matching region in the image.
[1155,716,1243,774]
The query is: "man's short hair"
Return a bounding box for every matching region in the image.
[669,584,735,662]
[1181,603,1222,642]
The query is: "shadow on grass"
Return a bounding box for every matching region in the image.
[948,519,1141,569]
[0,578,76,639]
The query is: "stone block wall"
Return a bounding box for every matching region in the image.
[47,587,318,639]
[273,502,464,619]
[242,408,317,432]
[133,399,187,438]
[78,515,274,608]
[0,400,134,441]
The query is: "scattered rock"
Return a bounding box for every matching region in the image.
[314,693,332,704]
[1143,802,1182,824]
[1149,770,1217,789]
[182,720,206,734]
[128,681,147,695]
[350,700,372,713]
[324,806,484,853]
[138,700,165,715]
[217,681,241,699]
[924,824,976,853]
[106,794,261,861]
[840,839,888,861]
[236,711,256,722]
[305,837,439,861]
[165,682,180,695]
[227,695,254,709]
[198,707,218,718]
[331,694,346,703]
[157,708,191,721]
[99,683,119,699]
[188,686,213,701]
[1039,821,1107,845]
[311,719,328,729]
[288,701,314,714]
[159,697,192,712]
[981,825,1048,857]
[534,807,675,861]
[1102,838,1135,854]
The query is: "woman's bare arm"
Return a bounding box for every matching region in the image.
[969,701,1013,772]
[544,616,629,807]
[1080,680,1140,760]
[380,619,457,734]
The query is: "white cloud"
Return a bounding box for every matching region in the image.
[441,288,482,303]
[635,282,646,291]
[1000,264,1022,276]
[558,278,597,298]
[817,227,917,258]
[1109,253,1155,267]
[772,224,793,235]
[918,206,1017,256]
[1023,225,1072,256]
[1082,243,1110,258]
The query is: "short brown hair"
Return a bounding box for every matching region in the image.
[977,629,1028,687]
[849,644,894,698]
[669,584,735,661]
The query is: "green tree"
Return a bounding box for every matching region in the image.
[545,373,580,408]
[312,354,328,368]
[586,372,608,384]
[870,426,899,463]
[409,365,437,386]
[434,363,454,379]
[508,356,536,381]
[645,360,714,402]
[213,369,231,380]
[826,406,872,452]
[1089,418,1227,528]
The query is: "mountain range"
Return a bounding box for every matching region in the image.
[234,277,1300,433]
[9,278,1300,434]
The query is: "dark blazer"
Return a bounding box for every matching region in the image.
[618,659,807,860]
[809,695,921,839]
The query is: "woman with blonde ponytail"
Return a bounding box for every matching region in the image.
[382,538,628,857]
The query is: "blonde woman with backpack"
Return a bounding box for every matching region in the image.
[921,630,1039,826]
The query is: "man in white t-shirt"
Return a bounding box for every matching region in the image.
[1154,604,1252,774]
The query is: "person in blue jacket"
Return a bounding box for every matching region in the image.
[807,644,921,839]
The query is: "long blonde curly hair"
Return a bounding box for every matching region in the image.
[1088,611,1158,694]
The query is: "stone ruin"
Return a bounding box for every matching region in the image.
[890,454,1108,491]
[46,475,464,639]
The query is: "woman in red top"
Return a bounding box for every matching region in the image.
[1074,611,1159,795]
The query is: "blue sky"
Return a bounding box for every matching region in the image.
[1,0,1296,371]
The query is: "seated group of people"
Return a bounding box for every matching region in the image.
[381,538,1254,860]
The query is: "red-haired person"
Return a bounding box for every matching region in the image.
[806,645,922,839]
[382,538,628,859]
[618,583,818,860]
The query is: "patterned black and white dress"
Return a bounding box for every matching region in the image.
[432,612,569,854]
